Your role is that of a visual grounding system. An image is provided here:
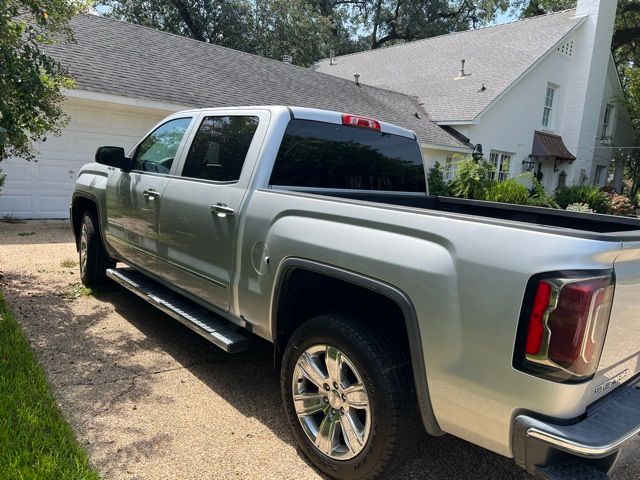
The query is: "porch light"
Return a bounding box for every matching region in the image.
[472,143,483,162]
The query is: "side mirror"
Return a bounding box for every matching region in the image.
[95,146,131,171]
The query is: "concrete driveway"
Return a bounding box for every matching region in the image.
[1,220,638,480]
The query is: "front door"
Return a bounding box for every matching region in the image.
[105,116,193,276]
[158,112,265,311]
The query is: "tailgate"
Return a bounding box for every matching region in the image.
[592,239,640,399]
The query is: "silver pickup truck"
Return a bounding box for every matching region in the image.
[71,106,640,480]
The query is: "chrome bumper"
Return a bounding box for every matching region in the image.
[513,378,640,476]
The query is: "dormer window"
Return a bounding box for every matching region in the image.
[601,104,614,141]
[542,85,556,128]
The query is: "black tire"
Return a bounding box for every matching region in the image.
[281,314,419,480]
[78,210,114,287]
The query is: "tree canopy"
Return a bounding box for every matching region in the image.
[100,0,513,64]
[0,1,90,162]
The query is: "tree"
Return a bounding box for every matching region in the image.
[427,161,450,196]
[100,0,255,51]
[617,66,640,202]
[363,0,509,49]
[0,1,89,163]
[518,0,640,66]
[102,0,513,62]
[254,0,336,67]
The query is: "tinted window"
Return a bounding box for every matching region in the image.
[270,119,425,192]
[182,116,259,182]
[133,117,192,173]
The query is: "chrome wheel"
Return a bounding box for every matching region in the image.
[292,344,371,460]
[79,223,88,274]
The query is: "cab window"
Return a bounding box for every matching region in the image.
[133,117,192,173]
[182,115,259,182]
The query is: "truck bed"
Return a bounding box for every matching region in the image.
[296,189,640,238]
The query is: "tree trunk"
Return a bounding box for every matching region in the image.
[370,0,383,49]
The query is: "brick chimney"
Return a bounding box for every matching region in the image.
[562,0,618,184]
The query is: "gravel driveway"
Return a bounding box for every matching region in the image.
[1,220,638,480]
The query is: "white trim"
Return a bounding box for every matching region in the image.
[488,150,513,182]
[421,143,471,153]
[433,120,478,126]
[65,89,190,112]
[541,83,557,129]
[474,15,587,123]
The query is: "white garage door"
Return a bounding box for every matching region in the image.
[0,97,171,219]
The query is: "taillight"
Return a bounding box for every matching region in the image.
[517,271,615,382]
[341,114,381,131]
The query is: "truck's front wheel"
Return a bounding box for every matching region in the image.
[281,315,418,480]
[79,210,114,287]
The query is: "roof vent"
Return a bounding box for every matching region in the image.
[478,83,486,92]
[354,73,360,86]
[557,40,574,57]
[282,54,292,64]
[454,59,471,80]
[329,50,335,66]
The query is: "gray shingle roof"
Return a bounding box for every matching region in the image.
[46,14,467,149]
[314,10,583,122]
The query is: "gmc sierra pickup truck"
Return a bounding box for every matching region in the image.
[71,106,640,480]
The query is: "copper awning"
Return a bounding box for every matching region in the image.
[531,130,576,162]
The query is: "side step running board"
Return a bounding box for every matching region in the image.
[106,267,250,353]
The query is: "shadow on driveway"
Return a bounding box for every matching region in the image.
[3,253,639,479]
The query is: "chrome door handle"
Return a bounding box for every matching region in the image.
[143,189,160,200]
[210,203,235,217]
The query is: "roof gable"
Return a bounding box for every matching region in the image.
[314,10,583,122]
[46,14,466,149]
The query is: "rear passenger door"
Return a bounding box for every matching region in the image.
[158,110,268,311]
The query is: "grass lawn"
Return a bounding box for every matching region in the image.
[0,291,99,480]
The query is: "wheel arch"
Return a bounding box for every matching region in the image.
[271,257,443,436]
[71,192,110,255]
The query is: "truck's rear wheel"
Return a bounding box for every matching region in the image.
[79,210,114,287]
[281,315,418,480]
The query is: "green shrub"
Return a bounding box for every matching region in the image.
[427,161,450,196]
[527,196,555,208]
[524,173,559,208]
[554,185,610,213]
[482,178,530,205]
[449,157,493,199]
[607,193,635,216]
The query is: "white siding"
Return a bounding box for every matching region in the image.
[460,42,579,191]
[433,0,634,193]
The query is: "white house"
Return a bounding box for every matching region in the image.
[315,0,636,192]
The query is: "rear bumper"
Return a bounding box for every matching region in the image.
[513,377,640,476]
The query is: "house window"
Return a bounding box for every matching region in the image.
[601,104,614,141]
[542,85,555,128]
[489,151,512,181]
[444,156,457,181]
